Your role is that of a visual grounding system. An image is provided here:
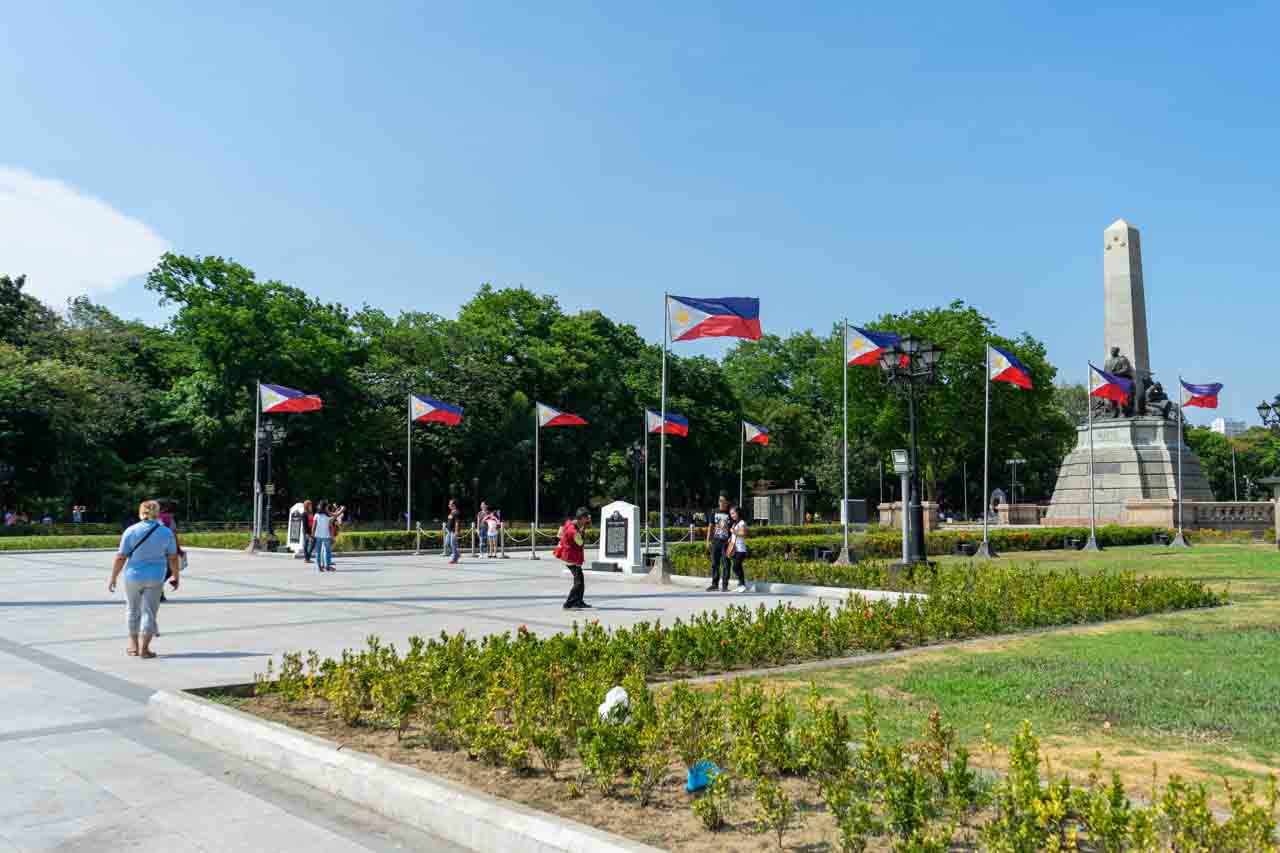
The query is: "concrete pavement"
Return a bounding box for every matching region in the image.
[0,548,835,851]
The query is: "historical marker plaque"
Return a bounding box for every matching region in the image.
[604,511,628,558]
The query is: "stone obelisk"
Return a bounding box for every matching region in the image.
[1103,219,1149,376]
[1045,219,1215,526]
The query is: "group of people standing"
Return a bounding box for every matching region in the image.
[300,500,343,571]
[705,493,749,592]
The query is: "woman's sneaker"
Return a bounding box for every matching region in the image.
[735,584,749,593]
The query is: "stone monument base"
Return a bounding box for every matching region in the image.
[1045,417,1213,526]
[877,501,940,531]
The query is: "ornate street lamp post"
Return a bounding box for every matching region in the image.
[0,461,13,515]
[1257,396,1280,431]
[257,422,287,537]
[878,337,945,563]
[1257,396,1280,550]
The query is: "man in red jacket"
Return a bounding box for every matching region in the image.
[557,507,592,610]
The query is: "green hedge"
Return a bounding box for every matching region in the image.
[0,523,122,537]
[668,525,1185,570]
[0,532,250,551]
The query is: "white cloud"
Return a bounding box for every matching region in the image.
[0,166,169,305]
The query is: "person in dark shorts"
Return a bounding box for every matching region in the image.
[705,494,732,591]
[556,507,591,610]
[446,498,462,563]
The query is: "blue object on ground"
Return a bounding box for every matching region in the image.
[686,760,721,793]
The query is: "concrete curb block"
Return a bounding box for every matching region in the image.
[147,690,664,853]
[559,568,924,601]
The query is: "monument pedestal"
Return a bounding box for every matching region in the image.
[1045,417,1213,526]
[592,501,646,575]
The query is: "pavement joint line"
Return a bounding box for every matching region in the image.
[0,714,146,743]
[109,716,463,853]
[30,603,573,648]
[0,635,152,703]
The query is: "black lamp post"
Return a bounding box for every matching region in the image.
[1257,396,1280,431]
[0,461,12,514]
[257,422,287,535]
[878,336,945,563]
[627,441,645,508]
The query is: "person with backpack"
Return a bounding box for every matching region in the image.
[556,507,592,610]
[108,500,179,659]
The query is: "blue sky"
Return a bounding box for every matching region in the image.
[2,2,1276,424]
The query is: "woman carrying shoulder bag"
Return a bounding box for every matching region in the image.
[108,500,179,658]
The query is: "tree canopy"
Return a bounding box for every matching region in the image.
[1,256,1122,524]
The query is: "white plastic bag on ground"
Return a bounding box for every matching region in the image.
[598,685,629,721]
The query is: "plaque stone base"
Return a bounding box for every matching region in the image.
[1045,417,1214,525]
[596,500,644,574]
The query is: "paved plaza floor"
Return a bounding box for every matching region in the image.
[0,548,828,851]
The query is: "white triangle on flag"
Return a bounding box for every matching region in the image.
[989,348,1010,380]
[667,297,712,340]
[261,386,286,410]
[412,397,430,419]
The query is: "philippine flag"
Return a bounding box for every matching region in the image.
[647,410,689,436]
[537,403,588,428]
[1089,363,1133,404]
[667,296,762,342]
[260,383,323,413]
[988,345,1033,389]
[743,421,769,445]
[847,326,900,366]
[411,394,463,425]
[1180,380,1223,409]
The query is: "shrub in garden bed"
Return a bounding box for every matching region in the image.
[253,618,1270,851]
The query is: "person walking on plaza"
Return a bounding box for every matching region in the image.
[310,500,337,572]
[446,498,462,563]
[108,500,179,659]
[726,505,750,593]
[302,499,316,563]
[705,493,733,592]
[556,507,591,609]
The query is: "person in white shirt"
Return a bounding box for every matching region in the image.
[725,506,750,593]
[310,500,337,572]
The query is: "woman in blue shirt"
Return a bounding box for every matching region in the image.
[108,500,179,658]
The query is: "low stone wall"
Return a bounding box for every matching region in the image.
[1122,499,1275,533]
[877,501,940,531]
[997,503,1040,525]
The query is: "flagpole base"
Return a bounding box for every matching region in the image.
[974,541,996,560]
[832,547,854,566]
[649,555,672,584]
[1082,535,1103,552]
[1169,530,1192,549]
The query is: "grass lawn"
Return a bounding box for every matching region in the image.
[755,543,1280,802]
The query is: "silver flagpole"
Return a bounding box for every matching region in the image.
[644,412,649,547]
[738,421,745,509]
[406,395,412,532]
[532,411,540,559]
[657,294,670,575]
[252,380,261,547]
[976,345,994,558]
[1084,365,1102,551]
[836,318,851,564]
[1171,376,1190,548]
